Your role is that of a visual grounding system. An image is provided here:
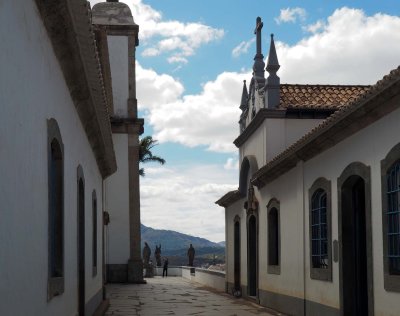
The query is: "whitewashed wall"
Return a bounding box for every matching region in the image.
[228,105,400,314]
[0,2,104,315]
[105,134,130,264]
[108,36,129,117]
[303,105,400,314]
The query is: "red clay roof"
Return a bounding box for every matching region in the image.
[279,84,370,110]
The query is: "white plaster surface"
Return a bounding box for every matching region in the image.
[105,134,130,264]
[226,95,400,313]
[108,35,129,117]
[0,2,104,315]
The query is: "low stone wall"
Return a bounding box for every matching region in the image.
[153,266,183,277]
[149,266,226,292]
[181,267,225,292]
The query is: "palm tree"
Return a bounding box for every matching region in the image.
[139,136,166,176]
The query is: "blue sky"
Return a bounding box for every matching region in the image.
[90,0,400,242]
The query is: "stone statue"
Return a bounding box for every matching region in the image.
[143,242,151,265]
[187,244,195,267]
[154,244,162,267]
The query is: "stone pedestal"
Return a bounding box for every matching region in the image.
[144,263,154,278]
[127,259,146,284]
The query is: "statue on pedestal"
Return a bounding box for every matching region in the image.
[154,244,162,267]
[187,244,195,267]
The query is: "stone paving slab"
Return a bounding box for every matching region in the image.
[105,277,283,316]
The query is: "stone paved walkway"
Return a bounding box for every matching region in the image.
[105,277,283,316]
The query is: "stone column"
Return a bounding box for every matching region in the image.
[127,35,145,283]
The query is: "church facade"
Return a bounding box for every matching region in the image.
[217,17,400,315]
[0,1,144,315]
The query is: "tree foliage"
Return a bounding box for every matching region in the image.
[139,136,166,176]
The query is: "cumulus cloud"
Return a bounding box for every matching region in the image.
[147,71,247,153]
[303,20,326,33]
[136,8,400,153]
[89,0,224,64]
[140,165,237,242]
[232,38,255,58]
[277,8,400,84]
[275,7,307,24]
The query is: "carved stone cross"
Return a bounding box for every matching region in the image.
[254,17,263,56]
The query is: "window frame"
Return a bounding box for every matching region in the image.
[92,190,98,277]
[267,198,280,275]
[47,118,65,300]
[309,178,332,281]
[381,143,400,292]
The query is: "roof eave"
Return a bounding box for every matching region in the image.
[35,0,117,178]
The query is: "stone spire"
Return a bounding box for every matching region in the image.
[240,80,248,111]
[252,17,265,89]
[265,34,280,109]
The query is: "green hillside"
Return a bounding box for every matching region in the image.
[141,223,223,251]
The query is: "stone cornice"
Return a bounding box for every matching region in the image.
[215,190,243,208]
[35,0,117,178]
[234,108,333,148]
[252,66,400,189]
[110,117,144,134]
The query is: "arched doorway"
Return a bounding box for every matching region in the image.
[247,214,257,297]
[77,167,85,316]
[234,218,241,291]
[338,163,373,316]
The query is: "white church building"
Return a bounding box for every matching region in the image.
[1,1,144,315]
[217,17,400,316]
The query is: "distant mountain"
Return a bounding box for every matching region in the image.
[217,241,226,247]
[141,224,223,251]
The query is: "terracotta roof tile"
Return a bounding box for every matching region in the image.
[279,84,370,110]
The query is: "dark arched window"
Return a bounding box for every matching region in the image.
[311,189,328,269]
[47,119,64,300]
[267,199,280,274]
[309,177,332,281]
[92,190,98,276]
[386,162,400,275]
[381,143,400,291]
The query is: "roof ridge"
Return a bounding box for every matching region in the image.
[280,83,371,87]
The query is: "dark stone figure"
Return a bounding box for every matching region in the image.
[143,242,151,265]
[163,258,169,277]
[155,244,162,267]
[187,244,195,267]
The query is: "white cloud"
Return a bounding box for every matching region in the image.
[303,20,325,33]
[142,47,160,57]
[167,56,189,64]
[232,38,255,58]
[275,7,307,24]
[147,71,248,153]
[224,157,239,170]
[136,62,185,110]
[140,165,237,242]
[136,7,400,154]
[277,8,400,84]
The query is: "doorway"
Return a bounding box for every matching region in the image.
[247,215,257,297]
[234,220,241,290]
[78,177,85,316]
[338,163,373,316]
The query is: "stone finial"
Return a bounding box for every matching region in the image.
[265,33,280,109]
[240,80,248,111]
[266,34,280,73]
[252,17,265,89]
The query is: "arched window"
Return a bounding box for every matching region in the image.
[382,144,400,292]
[309,178,332,281]
[386,162,400,275]
[92,190,98,276]
[311,189,328,269]
[267,199,280,274]
[47,119,64,300]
